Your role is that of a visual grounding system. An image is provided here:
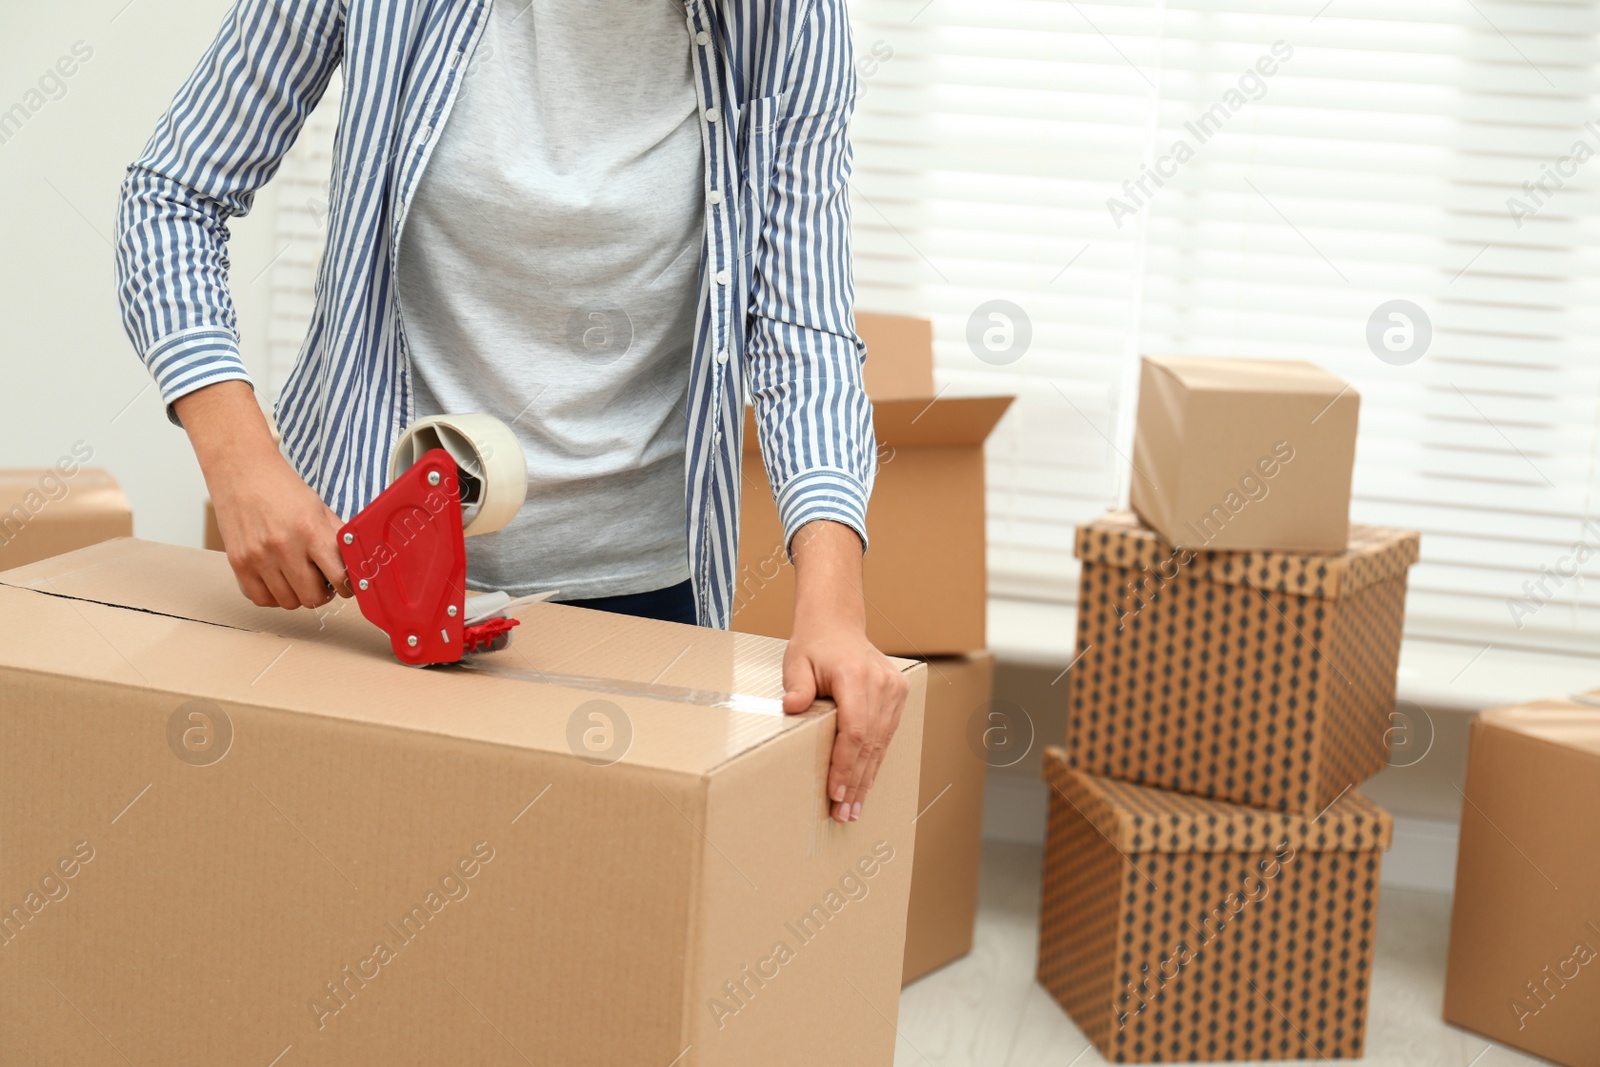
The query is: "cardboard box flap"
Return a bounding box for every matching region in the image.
[742,394,1013,455]
[1478,694,1600,758]
[872,395,1013,448]
[0,539,920,776]
[1042,748,1393,854]
[1074,509,1419,598]
[1146,355,1350,397]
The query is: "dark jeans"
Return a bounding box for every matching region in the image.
[559,580,698,626]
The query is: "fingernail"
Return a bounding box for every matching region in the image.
[832,785,846,803]
[836,801,849,823]
[851,801,861,821]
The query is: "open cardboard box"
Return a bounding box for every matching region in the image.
[734,311,1013,657]
[0,539,927,1066]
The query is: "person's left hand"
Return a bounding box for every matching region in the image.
[780,521,909,823]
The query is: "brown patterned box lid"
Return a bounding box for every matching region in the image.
[1042,746,1393,854]
[1074,510,1419,599]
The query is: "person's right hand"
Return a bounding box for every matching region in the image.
[174,381,351,610]
[212,453,350,609]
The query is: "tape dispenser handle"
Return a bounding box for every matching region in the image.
[390,413,528,537]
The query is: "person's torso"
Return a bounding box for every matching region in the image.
[265,0,811,627]
[397,0,705,599]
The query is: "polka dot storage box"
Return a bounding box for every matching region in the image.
[1036,747,1393,1062]
[1066,509,1420,817]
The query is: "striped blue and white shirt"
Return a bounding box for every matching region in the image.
[114,0,875,629]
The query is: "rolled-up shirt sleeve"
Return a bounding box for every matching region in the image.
[114,0,344,421]
[743,0,876,554]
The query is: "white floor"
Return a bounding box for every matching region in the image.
[895,842,1548,1067]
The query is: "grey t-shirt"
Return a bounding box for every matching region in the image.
[398,0,704,599]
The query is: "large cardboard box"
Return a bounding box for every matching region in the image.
[0,466,132,569]
[1444,695,1600,1066]
[0,539,927,1067]
[734,312,1012,656]
[1066,510,1419,816]
[902,651,993,985]
[1036,747,1392,1062]
[1129,356,1359,553]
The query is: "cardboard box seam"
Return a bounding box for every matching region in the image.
[0,580,257,635]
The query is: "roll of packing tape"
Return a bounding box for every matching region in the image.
[390,413,527,537]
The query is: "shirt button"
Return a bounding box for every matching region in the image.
[715,270,730,285]
[449,51,462,68]
[708,189,723,206]
[715,348,729,364]
[705,107,720,124]
[695,31,710,46]
[417,126,432,144]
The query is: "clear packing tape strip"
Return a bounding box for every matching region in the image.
[452,657,787,717]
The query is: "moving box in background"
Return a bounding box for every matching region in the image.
[1036,747,1392,1062]
[1129,356,1358,553]
[0,464,132,569]
[902,651,993,985]
[0,540,927,1067]
[1444,694,1600,1067]
[734,311,1012,656]
[203,499,223,552]
[1066,510,1419,816]
[858,310,935,401]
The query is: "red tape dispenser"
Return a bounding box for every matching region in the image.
[337,414,528,666]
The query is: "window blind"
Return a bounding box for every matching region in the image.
[846,0,1600,655]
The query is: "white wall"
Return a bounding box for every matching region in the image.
[0,1,282,548]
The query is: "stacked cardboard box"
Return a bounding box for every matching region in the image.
[1038,749,1393,1061]
[1038,356,1419,1061]
[734,311,1012,984]
[1444,693,1600,1067]
[0,539,928,1066]
[0,465,132,569]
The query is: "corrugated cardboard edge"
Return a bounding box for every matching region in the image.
[1073,509,1419,598]
[1042,747,1393,854]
